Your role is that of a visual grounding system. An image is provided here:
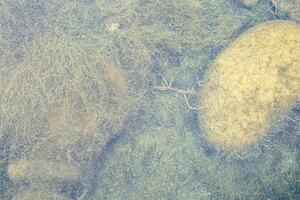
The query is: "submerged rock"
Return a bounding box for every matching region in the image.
[92,92,300,199]
[1,33,138,199]
[199,20,300,150]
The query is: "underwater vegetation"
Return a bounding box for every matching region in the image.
[91,0,273,89]
[12,190,71,200]
[0,33,139,199]
[0,0,273,94]
[275,0,300,22]
[92,93,300,200]
[237,0,259,8]
[8,159,80,183]
[0,0,299,199]
[198,20,300,150]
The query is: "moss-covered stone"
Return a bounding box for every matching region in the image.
[0,33,138,199]
[0,1,299,199]
[92,91,300,199]
[199,20,300,150]
[1,33,136,158]
[93,126,212,199]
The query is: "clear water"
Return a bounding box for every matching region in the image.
[0,0,299,199]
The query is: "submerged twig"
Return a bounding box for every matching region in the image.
[153,76,200,110]
[268,0,282,17]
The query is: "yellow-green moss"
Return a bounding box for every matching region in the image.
[93,0,271,88]
[93,126,213,200]
[0,1,297,199]
[239,0,259,8]
[1,33,135,160]
[92,95,300,199]
[7,159,80,183]
[12,189,71,200]
[199,20,300,150]
[1,33,138,199]
[276,0,300,22]
[103,65,128,95]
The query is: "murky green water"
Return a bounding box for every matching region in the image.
[0,0,300,199]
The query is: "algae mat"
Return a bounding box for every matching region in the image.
[0,0,300,200]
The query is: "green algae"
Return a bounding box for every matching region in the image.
[0,0,300,199]
[275,0,300,22]
[92,94,300,200]
[12,189,72,200]
[94,0,272,88]
[0,33,139,199]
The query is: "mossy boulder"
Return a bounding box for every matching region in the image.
[198,20,300,150]
[1,33,138,199]
[1,33,135,160]
[92,114,300,199]
[92,126,213,200]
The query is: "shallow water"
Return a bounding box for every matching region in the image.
[0,0,300,199]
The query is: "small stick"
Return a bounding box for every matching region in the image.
[153,76,200,110]
[183,93,201,111]
[269,0,282,17]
